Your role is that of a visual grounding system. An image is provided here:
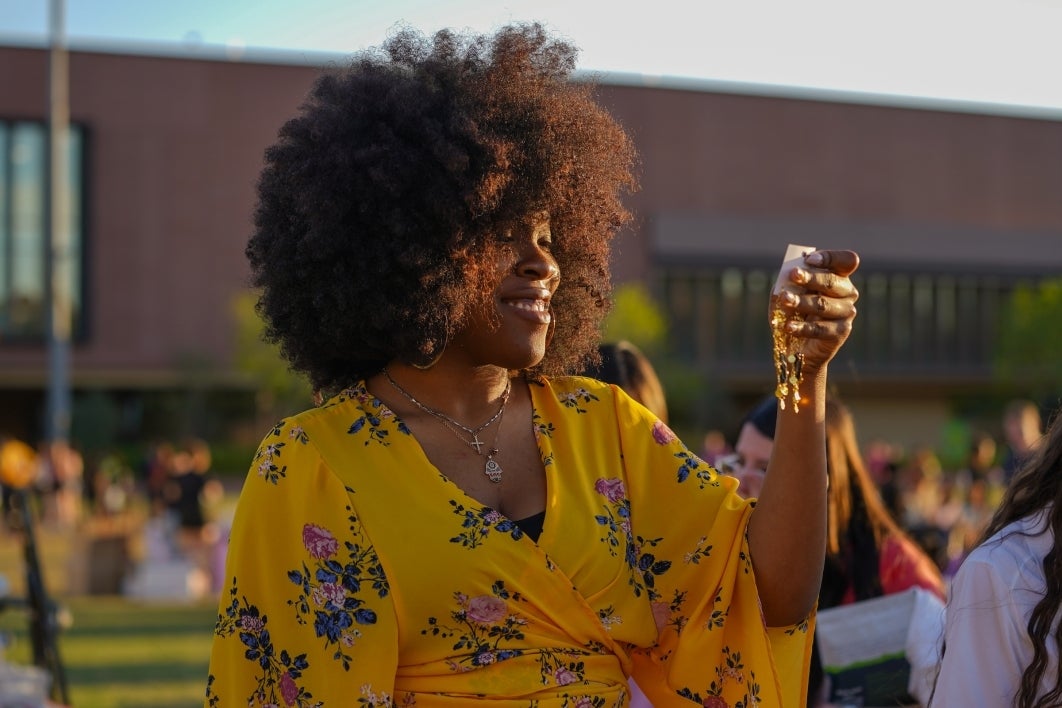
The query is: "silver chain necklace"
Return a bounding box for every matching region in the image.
[382,368,511,483]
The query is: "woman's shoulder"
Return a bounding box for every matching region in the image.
[539,374,616,396]
[255,382,380,444]
[967,511,1054,580]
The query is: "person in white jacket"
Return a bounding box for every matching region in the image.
[934,403,1062,708]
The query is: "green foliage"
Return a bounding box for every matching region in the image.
[601,283,667,353]
[232,290,314,419]
[995,278,1062,398]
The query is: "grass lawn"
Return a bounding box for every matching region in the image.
[1,518,217,708]
[0,597,217,708]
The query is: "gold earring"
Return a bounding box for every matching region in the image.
[545,305,557,348]
[413,313,449,370]
[412,347,445,370]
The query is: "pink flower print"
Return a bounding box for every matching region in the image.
[652,420,677,445]
[302,523,338,559]
[484,510,502,524]
[594,477,626,504]
[239,614,264,633]
[703,697,729,708]
[574,698,594,708]
[466,595,508,624]
[722,666,744,682]
[475,651,497,665]
[313,581,346,608]
[554,666,578,686]
[651,601,671,631]
[279,671,299,706]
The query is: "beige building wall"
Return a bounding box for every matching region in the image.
[2,44,1060,447]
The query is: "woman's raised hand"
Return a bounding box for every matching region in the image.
[775,249,860,375]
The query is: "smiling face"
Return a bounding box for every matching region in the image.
[448,215,561,371]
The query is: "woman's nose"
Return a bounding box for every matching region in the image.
[515,245,559,281]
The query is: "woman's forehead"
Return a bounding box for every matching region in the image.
[736,422,774,460]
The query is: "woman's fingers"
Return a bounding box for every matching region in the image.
[805,249,860,277]
[780,249,861,321]
[773,249,861,368]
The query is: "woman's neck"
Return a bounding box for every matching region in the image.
[374,360,512,424]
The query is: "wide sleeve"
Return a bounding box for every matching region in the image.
[934,552,1029,707]
[607,386,813,708]
[205,417,398,707]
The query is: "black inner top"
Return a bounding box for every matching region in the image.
[514,510,546,542]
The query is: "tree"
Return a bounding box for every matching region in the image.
[601,282,667,353]
[994,278,1062,399]
[232,291,313,424]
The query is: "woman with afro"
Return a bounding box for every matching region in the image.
[207,22,860,708]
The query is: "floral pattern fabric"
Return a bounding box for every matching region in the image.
[206,377,812,707]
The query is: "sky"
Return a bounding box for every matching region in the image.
[4,0,1062,117]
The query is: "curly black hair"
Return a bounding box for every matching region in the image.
[247,22,638,393]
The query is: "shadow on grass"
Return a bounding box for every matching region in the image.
[66,659,209,686]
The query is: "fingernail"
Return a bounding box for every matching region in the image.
[804,251,824,266]
[793,269,809,284]
[782,291,798,306]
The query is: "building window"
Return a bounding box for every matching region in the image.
[654,264,1018,380]
[0,120,84,342]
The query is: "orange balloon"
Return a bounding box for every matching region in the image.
[0,439,38,489]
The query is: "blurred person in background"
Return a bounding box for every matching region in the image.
[164,438,223,583]
[934,405,1062,707]
[942,431,1005,578]
[206,22,861,707]
[583,340,668,423]
[1001,399,1044,485]
[140,441,176,514]
[700,429,732,468]
[35,439,84,530]
[724,395,944,706]
[897,445,953,572]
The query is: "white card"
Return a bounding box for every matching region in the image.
[773,243,817,295]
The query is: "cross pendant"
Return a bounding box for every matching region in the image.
[469,435,485,454]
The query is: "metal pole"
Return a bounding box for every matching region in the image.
[47,0,72,445]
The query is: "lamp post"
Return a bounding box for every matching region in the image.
[46,0,71,446]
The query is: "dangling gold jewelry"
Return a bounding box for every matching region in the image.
[545,305,557,349]
[771,297,805,412]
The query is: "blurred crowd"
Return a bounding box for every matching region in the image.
[1,436,225,598]
[703,397,1046,584]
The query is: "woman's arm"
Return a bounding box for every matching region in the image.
[746,249,860,626]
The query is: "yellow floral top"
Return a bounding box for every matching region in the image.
[206,377,812,707]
